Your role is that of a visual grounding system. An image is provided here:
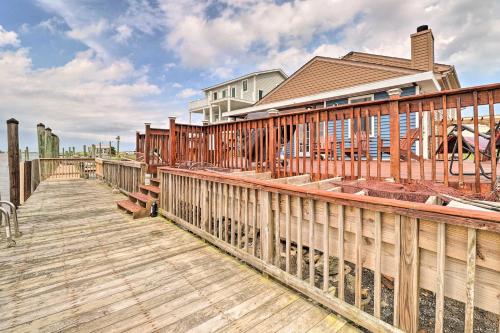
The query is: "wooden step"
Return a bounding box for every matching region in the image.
[129,192,152,204]
[140,185,160,195]
[116,199,143,217]
[150,178,160,185]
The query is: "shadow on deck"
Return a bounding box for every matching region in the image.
[0,179,359,333]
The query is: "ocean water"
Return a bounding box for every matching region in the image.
[0,152,39,202]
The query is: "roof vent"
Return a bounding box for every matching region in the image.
[417,25,429,33]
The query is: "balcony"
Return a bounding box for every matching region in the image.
[188,98,209,112]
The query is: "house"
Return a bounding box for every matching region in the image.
[188,69,287,124]
[225,25,461,159]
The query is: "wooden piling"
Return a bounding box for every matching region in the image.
[7,118,20,207]
[37,123,45,158]
[44,128,53,158]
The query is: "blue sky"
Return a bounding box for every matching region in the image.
[1,0,499,151]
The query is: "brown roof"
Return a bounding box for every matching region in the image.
[256,56,420,106]
[342,51,453,74]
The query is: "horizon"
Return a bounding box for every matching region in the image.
[1,0,500,151]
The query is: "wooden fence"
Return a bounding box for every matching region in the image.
[39,158,96,181]
[96,158,146,194]
[141,83,500,193]
[158,167,500,333]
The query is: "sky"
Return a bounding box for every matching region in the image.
[0,0,499,151]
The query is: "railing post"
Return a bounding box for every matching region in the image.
[202,120,209,164]
[7,118,20,207]
[44,127,53,159]
[144,123,151,167]
[135,131,140,154]
[169,117,177,167]
[397,215,420,332]
[388,88,402,182]
[267,110,278,178]
[260,189,274,263]
[201,180,208,231]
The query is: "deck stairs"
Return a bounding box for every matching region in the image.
[116,177,160,219]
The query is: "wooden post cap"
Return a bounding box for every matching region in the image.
[202,120,209,126]
[6,118,19,124]
[267,109,279,116]
[387,88,403,100]
[37,123,45,127]
[168,116,176,120]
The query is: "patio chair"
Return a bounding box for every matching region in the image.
[381,128,420,161]
[436,122,500,179]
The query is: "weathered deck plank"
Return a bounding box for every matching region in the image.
[0,179,359,333]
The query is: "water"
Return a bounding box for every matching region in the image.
[0,152,39,201]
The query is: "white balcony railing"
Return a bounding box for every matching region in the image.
[188,98,209,111]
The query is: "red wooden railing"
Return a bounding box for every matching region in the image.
[137,83,500,193]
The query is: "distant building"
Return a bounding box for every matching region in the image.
[224,25,461,159]
[188,69,287,124]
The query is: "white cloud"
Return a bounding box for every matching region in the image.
[66,18,108,41]
[176,88,199,99]
[0,25,20,48]
[0,47,176,148]
[172,82,183,88]
[114,24,133,44]
[38,16,66,34]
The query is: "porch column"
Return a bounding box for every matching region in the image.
[388,88,402,181]
[209,105,213,124]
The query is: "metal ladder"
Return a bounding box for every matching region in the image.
[0,199,20,248]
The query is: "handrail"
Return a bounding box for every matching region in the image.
[0,201,19,237]
[0,207,15,247]
[159,167,500,231]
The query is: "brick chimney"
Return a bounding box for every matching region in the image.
[410,25,434,71]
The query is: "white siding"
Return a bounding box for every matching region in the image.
[256,72,284,101]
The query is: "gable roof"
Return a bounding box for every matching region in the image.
[256,56,420,105]
[341,51,452,74]
[202,69,287,91]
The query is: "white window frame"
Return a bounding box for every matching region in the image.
[258,89,264,100]
[242,79,248,92]
[347,94,375,137]
[221,89,226,98]
[231,86,236,98]
[213,91,218,100]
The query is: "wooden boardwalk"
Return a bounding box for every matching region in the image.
[0,179,359,333]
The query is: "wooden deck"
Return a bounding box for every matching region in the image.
[0,179,359,333]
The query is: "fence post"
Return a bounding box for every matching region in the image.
[145,123,151,166]
[135,131,140,153]
[7,118,20,207]
[388,88,402,182]
[52,134,59,158]
[37,123,45,158]
[169,117,176,167]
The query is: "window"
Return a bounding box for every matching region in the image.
[347,94,375,137]
[231,87,236,98]
[222,90,226,98]
[242,80,248,92]
[213,92,218,100]
[258,89,264,100]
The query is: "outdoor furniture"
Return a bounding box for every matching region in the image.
[436,122,500,179]
[381,128,420,161]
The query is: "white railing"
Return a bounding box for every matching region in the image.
[188,97,209,111]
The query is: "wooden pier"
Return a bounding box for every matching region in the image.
[0,179,359,333]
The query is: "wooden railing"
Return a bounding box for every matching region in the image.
[140,83,500,193]
[96,158,146,194]
[158,167,500,333]
[39,158,96,181]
